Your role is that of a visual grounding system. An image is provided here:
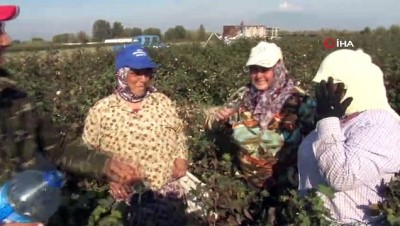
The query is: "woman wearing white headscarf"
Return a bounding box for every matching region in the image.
[298,49,400,225]
[205,41,316,190]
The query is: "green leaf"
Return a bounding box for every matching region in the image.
[317,184,336,199]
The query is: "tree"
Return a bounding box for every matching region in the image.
[143,27,162,37]
[31,37,44,42]
[389,25,400,36]
[374,26,387,35]
[77,31,89,44]
[52,33,77,43]
[112,21,124,38]
[360,26,371,35]
[123,27,142,37]
[92,19,112,42]
[163,26,188,41]
[174,25,186,40]
[132,27,142,37]
[198,24,206,41]
[164,28,177,41]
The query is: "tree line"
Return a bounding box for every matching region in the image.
[51,19,209,44]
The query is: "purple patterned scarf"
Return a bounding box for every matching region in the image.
[243,60,295,129]
[115,67,157,103]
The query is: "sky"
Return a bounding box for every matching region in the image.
[2,0,400,41]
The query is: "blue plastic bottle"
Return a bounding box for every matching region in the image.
[0,170,65,223]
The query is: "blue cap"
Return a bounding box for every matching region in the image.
[115,44,157,71]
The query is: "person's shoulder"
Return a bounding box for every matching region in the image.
[151,92,174,105]
[349,110,400,141]
[360,109,400,125]
[89,94,116,111]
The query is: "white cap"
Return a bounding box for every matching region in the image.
[246,41,283,68]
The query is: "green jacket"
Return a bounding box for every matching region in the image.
[0,72,109,184]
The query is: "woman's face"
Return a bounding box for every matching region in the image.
[126,68,153,96]
[249,65,274,91]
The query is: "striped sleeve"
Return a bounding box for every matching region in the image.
[313,114,400,191]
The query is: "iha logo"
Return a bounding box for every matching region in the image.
[323,37,354,49]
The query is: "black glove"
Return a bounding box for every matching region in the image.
[315,77,353,120]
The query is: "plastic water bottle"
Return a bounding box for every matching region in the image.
[0,170,65,223]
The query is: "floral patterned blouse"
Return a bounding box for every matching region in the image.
[82,92,189,190]
[205,86,316,188]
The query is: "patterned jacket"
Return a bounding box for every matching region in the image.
[205,85,317,188]
[0,72,109,184]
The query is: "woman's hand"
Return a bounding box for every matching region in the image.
[109,181,133,201]
[172,158,188,179]
[214,108,236,122]
[103,157,143,185]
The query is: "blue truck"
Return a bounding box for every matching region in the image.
[112,35,168,52]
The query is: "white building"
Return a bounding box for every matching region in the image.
[103,38,133,44]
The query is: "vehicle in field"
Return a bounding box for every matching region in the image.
[112,35,168,52]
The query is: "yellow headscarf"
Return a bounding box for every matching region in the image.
[312,49,399,119]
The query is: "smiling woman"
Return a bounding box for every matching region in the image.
[205,41,317,192]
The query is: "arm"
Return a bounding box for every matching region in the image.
[170,101,189,161]
[0,85,109,180]
[204,106,224,130]
[53,138,109,180]
[35,103,109,180]
[174,123,189,160]
[204,86,247,130]
[313,115,399,191]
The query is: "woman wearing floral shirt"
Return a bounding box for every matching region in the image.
[82,44,189,225]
